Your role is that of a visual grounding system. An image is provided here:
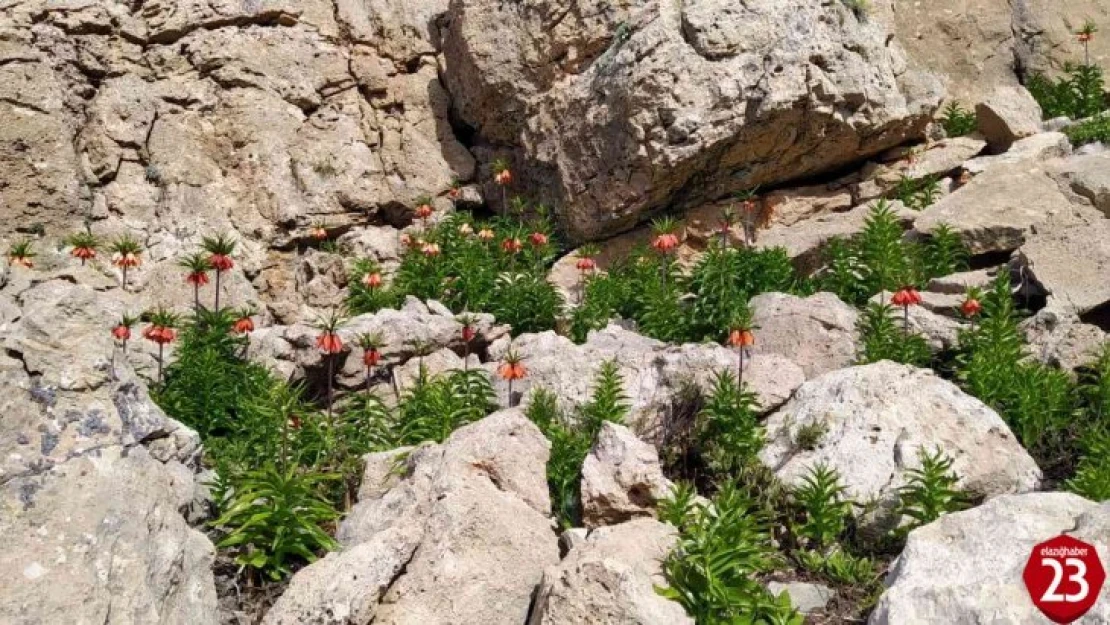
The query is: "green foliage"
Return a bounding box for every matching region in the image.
[364,213,562,334]
[685,244,802,342]
[794,422,828,452]
[526,363,629,527]
[347,259,400,313]
[954,274,1078,458]
[695,371,764,477]
[1065,114,1110,145]
[1067,346,1110,499]
[1027,63,1107,120]
[212,465,339,580]
[570,271,630,342]
[894,174,941,211]
[658,484,799,624]
[939,101,977,137]
[894,448,969,533]
[818,202,968,307]
[382,367,496,448]
[659,481,699,528]
[858,302,931,367]
[797,547,878,587]
[792,463,852,550]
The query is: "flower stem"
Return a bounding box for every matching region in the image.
[326,354,335,432]
[122,266,128,292]
[214,269,222,311]
[157,343,164,384]
[738,348,745,389]
[508,378,515,408]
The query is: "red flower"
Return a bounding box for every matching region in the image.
[185,271,209,286]
[576,257,597,272]
[363,348,381,367]
[233,315,254,334]
[501,238,524,254]
[891,287,923,307]
[72,246,96,261]
[421,242,441,257]
[728,329,755,348]
[448,186,461,200]
[288,414,302,430]
[495,169,512,186]
[316,332,343,354]
[112,324,131,341]
[310,226,328,241]
[462,325,476,343]
[529,232,548,247]
[114,252,141,268]
[1079,32,1093,43]
[143,325,176,345]
[961,297,982,318]
[415,204,434,220]
[362,272,383,289]
[208,253,234,272]
[651,233,680,254]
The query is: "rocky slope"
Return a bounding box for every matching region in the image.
[3,0,1110,624]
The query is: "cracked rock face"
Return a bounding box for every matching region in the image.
[0,346,217,624]
[759,361,1042,533]
[441,0,942,241]
[266,409,559,625]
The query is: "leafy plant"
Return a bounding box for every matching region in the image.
[794,422,828,452]
[792,463,852,550]
[347,258,400,314]
[1027,63,1107,120]
[920,224,968,279]
[658,483,798,624]
[939,101,977,137]
[212,465,339,580]
[798,547,878,586]
[393,367,496,447]
[857,302,931,367]
[1065,114,1110,145]
[894,174,941,211]
[695,370,763,478]
[894,448,969,533]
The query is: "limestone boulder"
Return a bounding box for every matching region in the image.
[1052,151,1110,218]
[268,410,558,625]
[760,362,1042,532]
[442,0,942,240]
[1021,309,1109,372]
[914,162,1099,254]
[581,422,674,529]
[749,292,860,378]
[1012,221,1110,317]
[963,132,1072,174]
[1013,0,1110,78]
[870,493,1110,625]
[975,86,1043,152]
[529,519,692,625]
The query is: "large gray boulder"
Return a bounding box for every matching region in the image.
[760,362,1041,532]
[581,422,674,529]
[749,292,860,378]
[914,162,1100,254]
[0,350,217,625]
[442,0,941,240]
[871,493,1110,625]
[1021,309,1109,372]
[1052,152,1110,218]
[529,519,693,625]
[485,324,805,434]
[974,86,1043,152]
[1013,220,1110,318]
[265,409,559,625]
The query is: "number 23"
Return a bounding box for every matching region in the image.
[1041,558,1090,603]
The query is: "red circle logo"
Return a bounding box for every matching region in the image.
[1023,534,1105,624]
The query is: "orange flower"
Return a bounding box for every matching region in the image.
[310,225,328,241]
[459,223,474,236]
[362,272,383,289]
[477,228,495,241]
[651,233,679,254]
[185,271,209,286]
[576,256,597,272]
[112,324,131,341]
[232,315,254,334]
[114,252,141,268]
[143,325,176,345]
[961,297,982,318]
[891,287,923,307]
[72,246,96,261]
[316,332,343,354]
[501,238,524,254]
[415,203,434,220]
[529,232,548,247]
[728,329,755,348]
[421,242,441,257]
[208,254,233,272]
[497,349,527,381]
[495,169,512,186]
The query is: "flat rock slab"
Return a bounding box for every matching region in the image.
[914,162,1098,254]
[1014,220,1110,316]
